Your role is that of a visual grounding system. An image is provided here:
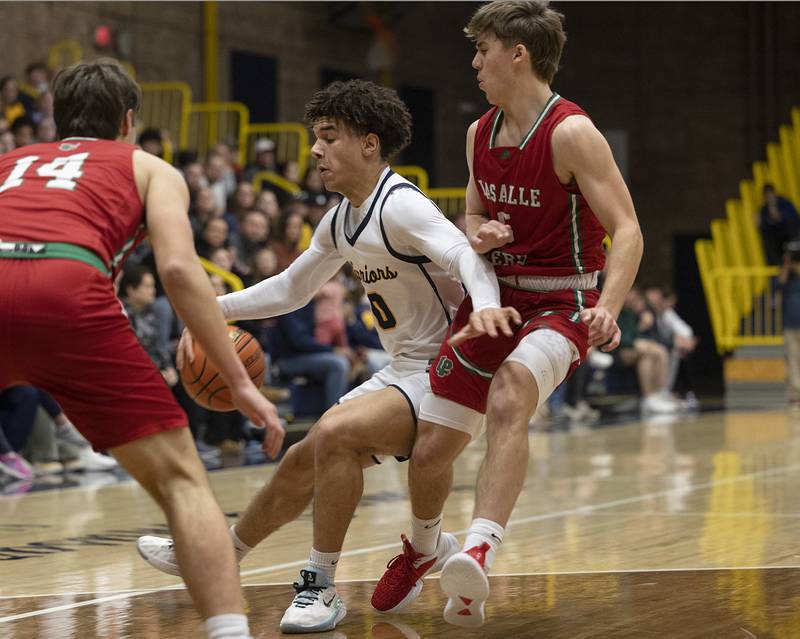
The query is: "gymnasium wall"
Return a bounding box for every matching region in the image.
[2,1,800,284]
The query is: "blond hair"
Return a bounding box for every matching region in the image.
[465,1,566,84]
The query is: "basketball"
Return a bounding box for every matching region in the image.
[179,326,265,411]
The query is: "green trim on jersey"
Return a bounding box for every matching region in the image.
[567,193,585,275]
[489,93,561,150]
[451,344,494,379]
[0,241,110,275]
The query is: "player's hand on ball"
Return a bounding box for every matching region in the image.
[470,220,514,254]
[231,385,285,459]
[176,328,195,370]
[449,306,522,347]
[580,307,620,352]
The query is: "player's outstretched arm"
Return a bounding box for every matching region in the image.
[139,152,284,454]
[553,115,643,351]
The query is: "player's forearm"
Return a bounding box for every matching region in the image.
[159,261,250,386]
[446,244,501,311]
[596,222,643,317]
[217,271,307,321]
[466,211,490,240]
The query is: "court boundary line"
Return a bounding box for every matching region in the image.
[3,460,799,623]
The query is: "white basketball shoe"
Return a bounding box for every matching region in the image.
[440,542,491,628]
[279,567,346,634]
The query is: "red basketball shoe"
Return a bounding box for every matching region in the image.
[371,532,459,613]
[440,542,491,628]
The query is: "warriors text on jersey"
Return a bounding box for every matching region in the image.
[473,94,606,277]
[218,167,500,365]
[0,138,146,277]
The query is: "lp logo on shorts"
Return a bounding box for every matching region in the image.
[436,356,454,377]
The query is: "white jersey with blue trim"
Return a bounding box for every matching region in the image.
[217,166,501,366]
[330,169,464,363]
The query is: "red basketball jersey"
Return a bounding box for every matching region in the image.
[473,94,606,277]
[0,138,147,277]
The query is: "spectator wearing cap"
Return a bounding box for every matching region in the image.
[244,137,277,182]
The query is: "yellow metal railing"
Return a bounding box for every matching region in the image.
[244,123,311,180]
[393,165,429,192]
[187,102,250,164]
[199,257,243,292]
[139,81,192,150]
[429,187,466,219]
[250,170,301,197]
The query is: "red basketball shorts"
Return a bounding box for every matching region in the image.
[0,259,187,450]
[430,284,600,414]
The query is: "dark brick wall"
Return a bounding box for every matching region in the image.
[2,1,799,283]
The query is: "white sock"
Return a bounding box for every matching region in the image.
[309,547,340,583]
[229,525,253,563]
[463,518,504,573]
[410,513,443,556]
[205,613,251,639]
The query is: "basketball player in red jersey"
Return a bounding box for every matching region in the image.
[0,60,284,639]
[373,1,643,626]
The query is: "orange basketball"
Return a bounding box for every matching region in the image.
[180,326,265,412]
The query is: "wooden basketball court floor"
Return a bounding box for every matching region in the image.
[3,408,800,638]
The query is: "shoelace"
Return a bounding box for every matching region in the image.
[384,546,424,587]
[291,570,326,608]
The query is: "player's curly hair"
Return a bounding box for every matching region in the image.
[304,80,412,161]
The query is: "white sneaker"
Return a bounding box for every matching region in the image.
[279,568,346,634]
[641,394,679,414]
[64,448,118,472]
[136,535,181,576]
[441,545,490,628]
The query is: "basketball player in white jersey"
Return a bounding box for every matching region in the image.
[137,79,520,633]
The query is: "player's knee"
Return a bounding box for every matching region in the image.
[313,413,360,457]
[282,436,315,476]
[411,426,467,473]
[487,366,534,426]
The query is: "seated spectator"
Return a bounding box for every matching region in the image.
[232,209,270,275]
[285,198,313,251]
[346,293,392,377]
[644,286,698,401]
[270,209,305,271]
[226,181,257,232]
[0,123,15,154]
[11,116,34,148]
[304,192,330,229]
[19,62,50,103]
[0,386,37,481]
[209,246,236,273]
[118,265,179,390]
[138,128,164,158]
[760,184,800,265]
[24,388,118,472]
[615,288,678,414]
[256,189,282,224]
[205,151,234,214]
[247,247,279,287]
[0,75,33,126]
[212,141,241,183]
[244,137,277,182]
[35,116,57,143]
[302,162,327,199]
[272,298,351,412]
[279,159,302,185]
[182,160,208,198]
[196,217,231,259]
[189,186,221,237]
